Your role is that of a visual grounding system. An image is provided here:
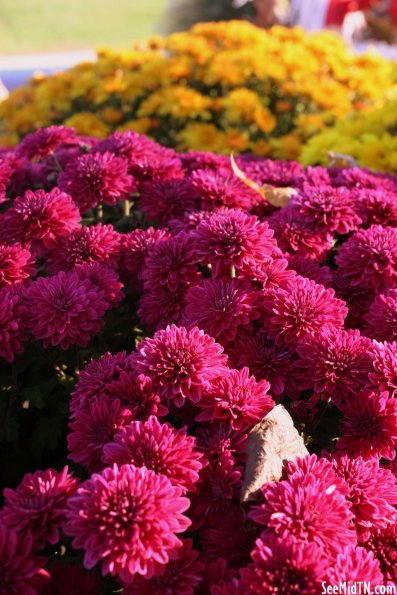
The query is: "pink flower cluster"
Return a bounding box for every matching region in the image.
[0,127,397,592]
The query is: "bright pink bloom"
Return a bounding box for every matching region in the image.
[364,290,397,342]
[196,422,248,466]
[119,227,170,289]
[133,325,228,407]
[0,288,27,362]
[139,178,199,224]
[369,341,397,397]
[337,390,397,460]
[74,262,124,308]
[138,284,187,333]
[356,189,397,228]
[240,534,329,595]
[65,464,191,582]
[263,276,347,349]
[193,210,280,276]
[239,257,296,294]
[25,270,108,350]
[103,415,203,493]
[336,225,397,292]
[40,562,101,595]
[184,278,261,345]
[327,545,383,586]
[191,169,259,210]
[0,522,48,594]
[1,467,78,550]
[58,151,134,212]
[17,126,75,160]
[0,243,35,288]
[0,188,80,255]
[295,328,374,407]
[368,524,397,583]
[287,255,333,288]
[196,367,274,431]
[45,224,121,274]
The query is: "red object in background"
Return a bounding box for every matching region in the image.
[326,0,397,25]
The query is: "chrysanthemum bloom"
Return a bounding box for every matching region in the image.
[191,169,260,210]
[0,288,27,362]
[262,276,347,349]
[139,178,200,225]
[168,208,232,234]
[95,130,163,166]
[200,508,254,567]
[0,243,35,288]
[74,262,124,308]
[103,415,203,493]
[287,255,333,288]
[364,290,397,342]
[184,278,261,345]
[250,472,355,557]
[330,166,396,190]
[124,539,204,595]
[329,453,397,542]
[189,451,242,528]
[240,534,329,595]
[228,330,298,399]
[196,367,274,431]
[0,522,49,594]
[196,422,248,466]
[327,545,383,587]
[293,185,361,234]
[17,126,76,160]
[369,341,397,397]
[239,257,296,294]
[181,151,230,173]
[133,325,228,407]
[138,284,187,333]
[199,558,239,595]
[193,210,281,277]
[58,151,135,212]
[45,224,121,274]
[25,270,108,350]
[336,225,397,293]
[65,464,191,582]
[104,370,168,420]
[69,351,135,415]
[0,158,12,203]
[40,561,102,595]
[368,524,397,583]
[284,454,349,498]
[295,328,374,407]
[267,206,333,261]
[241,157,305,188]
[68,397,133,473]
[337,390,397,460]
[119,227,170,290]
[0,467,78,550]
[356,189,397,228]
[142,233,200,292]
[0,188,80,256]
[333,270,375,329]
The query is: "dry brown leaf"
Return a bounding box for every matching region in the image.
[327,151,358,169]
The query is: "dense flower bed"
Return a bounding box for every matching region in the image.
[0,21,396,160]
[301,99,397,173]
[0,126,397,592]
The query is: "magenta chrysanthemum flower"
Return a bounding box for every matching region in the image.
[68,397,133,473]
[267,206,333,261]
[196,422,248,466]
[0,158,12,203]
[103,415,203,493]
[369,341,397,397]
[65,464,191,582]
[104,371,168,420]
[293,185,360,234]
[0,522,49,594]
[138,284,187,333]
[200,508,254,567]
[184,278,261,345]
[119,227,170,289]
[287,255,333,288]
[196,367,274,431]
[337,390,397,460]
[336,225,397,292]
[25,270,108,350]
[58,151,135,212]
[139,178,199,224]
[1,467,78,550]
[40,562,101,595]
[74,262,124,308]
[0,288,27,362]
[327,545,383,586]
[364,290,397,342]
[95,130,162,165]
[356,189,397,228]
[142,233,200,292]
[124,539,204,595]
[193,210,281,277]
[239,257,296,293]
[368,524,397,583]
[330,453,397,542]
[45,223,121,274]
[0,188,80,256]
[333,270,375,327]
[133,325,228,407]
[262,276,347,349]
[17,126,75,160]
[295,328,374,406]
[191,169,259,210]
[0,242,35,288]
[250,471,355,556]
[240,534,329,595]
[228,330,298,398]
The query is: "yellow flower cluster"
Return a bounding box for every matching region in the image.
[300,100,397,173]
[0,21,396,159]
